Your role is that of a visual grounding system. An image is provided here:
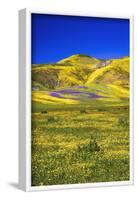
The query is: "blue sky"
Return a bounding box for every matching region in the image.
[31,14,129,64]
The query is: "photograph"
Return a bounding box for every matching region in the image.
[31,13,130,187]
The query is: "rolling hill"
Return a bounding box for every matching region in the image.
[32,54,129,104]
[32,54,101,89]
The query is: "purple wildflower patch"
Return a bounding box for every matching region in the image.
[50,92,64,98]
[88,93,102,99]
[50,87,104,100]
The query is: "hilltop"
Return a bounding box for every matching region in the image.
[57,54,100,67]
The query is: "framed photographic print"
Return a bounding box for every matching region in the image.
[19,9,134,191]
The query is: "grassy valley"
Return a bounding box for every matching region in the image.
[31,54,130,186]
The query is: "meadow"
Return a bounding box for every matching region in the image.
[31,55,130,186]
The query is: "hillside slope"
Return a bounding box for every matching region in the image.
[32,54,101,89]
[86,57,129,88]
[32,55,129,101]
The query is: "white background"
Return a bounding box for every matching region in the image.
[0,0,136,199]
